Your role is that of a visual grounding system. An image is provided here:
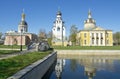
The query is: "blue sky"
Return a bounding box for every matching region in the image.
[0,0,120,36]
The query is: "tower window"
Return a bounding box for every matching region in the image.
[92,33,94,39]
[84,33,86,38]
[101,33,103,37]
[84,40,86,45]
[106,33,109,37]
[57,27,60,31]
[101,33,103,39]
[107,40,109,44]
[96,33,98,37]
[92,39,94,44]
[96,39,98,45]
[101,39,103,44]
[92,33,94,37]
[63,27,64,31]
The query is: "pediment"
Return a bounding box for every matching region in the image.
[93,26,105,30]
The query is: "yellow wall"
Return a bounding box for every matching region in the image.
[106,31,113,46]
[76,30,113,46]
[78,31,90,46]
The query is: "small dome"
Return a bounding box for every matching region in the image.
[57,11,62,15]
[19,21,27,25]
[84,18,96,24]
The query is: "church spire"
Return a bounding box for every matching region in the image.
[21,9,25,21]
[84,9,96,30]
[57,7,62,16]
[88,9,92,19]
[18,9,28,33]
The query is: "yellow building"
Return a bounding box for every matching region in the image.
[76,10,113,46]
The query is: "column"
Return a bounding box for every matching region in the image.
[90,32,92,46]
[103,32,105,46]
[98,33,101,46]
[94,33,96,46]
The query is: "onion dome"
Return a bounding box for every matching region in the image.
[19,21,27,25]
[19,11,27,25]
[84,10,96,24]
[84,10,96,30]
[18,9,28,33]
[57,10,62,15]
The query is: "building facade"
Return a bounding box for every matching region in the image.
[4,11,37,45]
[76,10,113,46]
[52,10,67,46]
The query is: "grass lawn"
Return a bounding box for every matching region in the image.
[0,50,19,55]
[52,46,120,50]
[0,45,26,49]
[0,51,51,79]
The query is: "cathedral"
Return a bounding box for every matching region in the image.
[76,10,113,46]
[4,11,37,45]
[52,10,68,46]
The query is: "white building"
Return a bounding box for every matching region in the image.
[52,10,68,46]
[52,10,66,40]
[55,59,65,78]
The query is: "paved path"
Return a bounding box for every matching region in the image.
[0,48,26,50]
[0,49,35,60]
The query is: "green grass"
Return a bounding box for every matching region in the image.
[0,45,26,49]
[52,46,120,50]
[0,51,50,79]
[0,50,19,55]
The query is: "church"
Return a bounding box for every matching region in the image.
[52,10,68,46]
[76,10,113,46]
[4,11,37,45]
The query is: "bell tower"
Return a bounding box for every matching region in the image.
[52,10,66,41]
[18,9,28,33]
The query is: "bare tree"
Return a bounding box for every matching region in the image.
[47,31,52,45]
[69,25,78,46]
[70,25,78,34]
[38,29,47,41]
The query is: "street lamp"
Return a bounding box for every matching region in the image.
[62,25,64,46]
[20,29,23,51]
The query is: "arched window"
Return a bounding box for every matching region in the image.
[57,27,60,31]
[13,38,17,45]
[59,21,61,23]
[63,27,64,31]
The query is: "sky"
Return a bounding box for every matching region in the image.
[0,0,120,36]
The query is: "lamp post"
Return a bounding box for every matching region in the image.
[20,29,23,51]
[62,25,64,46]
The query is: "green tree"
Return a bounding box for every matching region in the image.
[69,25,78,45]
[38,29,47,41]
[113,32,120,45]
[47,31,52,45]
[0,32,2,39]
